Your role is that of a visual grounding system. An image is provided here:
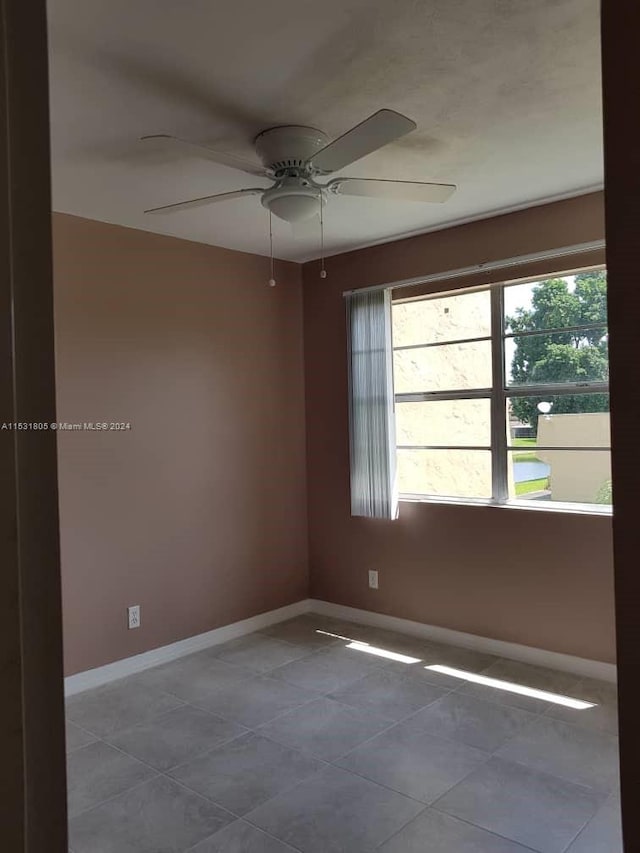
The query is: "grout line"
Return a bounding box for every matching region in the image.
[101,701,250,740]
[65,695,188,741]
[169,753,332,834]
[379,804,545,853]
[187,689,323,730]
[157,772,241,819]
[65,720,100,755]
[371,805,431,852]
[108,717,251,775]
[480,751,618,799]
[318,759,435,809]
[145,728,254,778]
[67,772,162,822]
[181,819,306,853]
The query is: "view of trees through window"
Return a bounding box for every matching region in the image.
[392,268,611,509]
[506,271,609,429]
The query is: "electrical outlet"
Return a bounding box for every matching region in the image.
[127,605,141,629]
[368,570,379,590]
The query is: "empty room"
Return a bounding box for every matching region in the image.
[2,0,636,851]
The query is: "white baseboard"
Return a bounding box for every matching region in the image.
[65,596,615,696]
[309,599,617,683]
[64,599,313,696]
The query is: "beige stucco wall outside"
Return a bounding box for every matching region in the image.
[537,413,611,503]
[392,290,495,498]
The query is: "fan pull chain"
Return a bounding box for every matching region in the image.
[268,210,276,287]
[319,192,327,279]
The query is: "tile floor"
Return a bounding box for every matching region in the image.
[65,613,622,853]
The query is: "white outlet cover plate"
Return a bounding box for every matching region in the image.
[368,571,379,589]
[128,605,141,629]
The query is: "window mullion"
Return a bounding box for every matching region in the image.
[491,285,508,503]
[395,388,492,404]
[507,381,609,397]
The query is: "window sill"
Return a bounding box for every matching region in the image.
[398,494,612,517]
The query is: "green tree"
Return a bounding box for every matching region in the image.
[507,272,608,431]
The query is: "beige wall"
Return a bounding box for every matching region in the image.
[53,214,308,676]
[393,289,494,499]
[537,413,611,503]
[303,192,616,663]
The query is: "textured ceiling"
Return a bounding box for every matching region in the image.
[47,0,603,262]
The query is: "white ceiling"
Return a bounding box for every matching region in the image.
[47,0,603,262]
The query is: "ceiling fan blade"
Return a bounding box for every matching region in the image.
[144,187,264,215]
[310,110,417,174]
[140,135,270,178]
[328,177,456,203]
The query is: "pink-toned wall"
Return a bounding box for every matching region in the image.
[54,193,616,675]
[302,192,616,664]
[53,214,308,676]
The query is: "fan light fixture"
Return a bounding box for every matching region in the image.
[261,182,323,223]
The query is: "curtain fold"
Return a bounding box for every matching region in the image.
[346,289,398,519]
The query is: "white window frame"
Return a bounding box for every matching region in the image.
[393,269,611,515]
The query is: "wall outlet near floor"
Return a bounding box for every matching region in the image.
[368,570,379,590]
[127,605,141,629]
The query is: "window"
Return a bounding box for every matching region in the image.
[392,269,611,511]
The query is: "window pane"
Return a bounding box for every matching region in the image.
[394,341,492,393]
[504,271,607,334]
[505,329,608,386]
[397,449,491,498]
[508,393,610,442]
[509,449,611,505]
[393,290,490,347]
[396,399,491,447]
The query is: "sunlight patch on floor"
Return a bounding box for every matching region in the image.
[426,665,596,710]
[345,642,422,664]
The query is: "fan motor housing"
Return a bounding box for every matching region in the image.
[254,125,329,172]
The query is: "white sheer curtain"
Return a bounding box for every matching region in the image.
[346,288,398,519]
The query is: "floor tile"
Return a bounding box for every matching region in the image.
[330,669,448,721]
[258,697,390,760]
[247,765,424,853]
[65,720,97,753]
[168,732,324,815]
[260,615,343,649]
[435,756,605,853]
[66,740,157,817]
[544,677,619,735]
[194,675,318,727]
[69,775,234,853]
[212,635,311,673]
[379,807,537,852]
[189,820,299,852]
[66,678,183,737]
[566,794,623,852]
[106,704,247,771]
[64,621,619,853]
[496,715,620,792]
[139,653,251,704]
[337,722,487,803]
[403,692,537,752]
[458,658,582,713]
[271,644,387,694]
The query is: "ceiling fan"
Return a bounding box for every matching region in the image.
[141,109,456,225]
